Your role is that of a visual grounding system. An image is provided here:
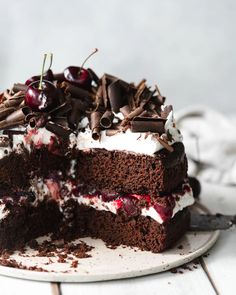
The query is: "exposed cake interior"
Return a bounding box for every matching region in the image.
[0,64,195,253]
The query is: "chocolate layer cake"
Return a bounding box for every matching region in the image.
[0,54,194,252]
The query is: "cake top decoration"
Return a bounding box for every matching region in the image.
[0,51,181,152]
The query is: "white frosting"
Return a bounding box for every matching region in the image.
[73,110,183,156]
[76,196,120,215]
[25,127,55,147]
[141,188,194,223]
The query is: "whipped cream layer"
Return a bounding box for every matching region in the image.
[73,183,194,224]
[0,176,194,224]
[0,106,182,158]
[73,110,183,156]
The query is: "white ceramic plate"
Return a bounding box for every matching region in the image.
[0,203,219,282]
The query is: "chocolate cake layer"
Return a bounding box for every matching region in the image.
[68,203,190,253]
[0,200,62,250]
[77,142,187,195]
[0,147,70,196]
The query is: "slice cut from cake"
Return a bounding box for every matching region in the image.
[0,59,195,252]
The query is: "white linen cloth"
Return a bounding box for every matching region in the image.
[175,105,236,185]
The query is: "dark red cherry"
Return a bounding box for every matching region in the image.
[63,48,98,88]
[25,69,54,86]
[25,80,58,112]
[123,197,138,216]
[154,203,173,222]
[64,66,91,88]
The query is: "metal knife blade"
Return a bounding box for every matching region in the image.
[189,212,236,231]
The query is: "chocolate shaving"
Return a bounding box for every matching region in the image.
[131,117,166,133]
[90,111,102,140]
[5,107,31,124]
[53,73,65,82]
[45,122,71,139]
[134,80,146,107]
[61,82,94,101]
[105,129,120,136]
[12,83,27,93]
[100,110,114,128]
[4,98,24,108]
[161,105,173,119]
[0,107,16,121]
[0,119,25,130]
[155,135,174,152]
[120,105,131,117]
[95,85,103,111]
[122,105,144,125]
[49,102,72,117]
[68,98,89,128]
[108,80,124,113]
[101,75,108,108]
[3,90,12,100]
[87,68,100,85]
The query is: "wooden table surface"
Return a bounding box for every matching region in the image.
[0,181,235,295]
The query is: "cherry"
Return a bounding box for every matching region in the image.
[154,203,173,222]
[25,69,54,86]
[64,66,91,88]
[63,48,98,88]
[25,80,58,112]
[25,53,58,112]
[122,197,138,216]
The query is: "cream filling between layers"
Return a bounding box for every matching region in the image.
[73,188,194,224]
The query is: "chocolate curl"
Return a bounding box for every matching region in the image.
[87,68,100,85]
[49,102,72,117]
[12,83,27,93]
[0,107,16,120]
[3,90,12,100]
[105,129,120,136]
[126,105,144,120]
[29,117,37,128]
[61,82,94,101]
[108,80,123,113]
[27,113,47,128]
[155,135,174,152]
[131,117,166,133]
[0,92,4,103]
[136,79,146,89]
[45,122,71,139]
[154,84,166,106]
[101,75,108,108]
[4,98,24,108]
[68,98,89,128]
[120,105,131,117]
[0,119,24,130]
[95,85,103,110]
[5,107,31,123]
[55,88,66,105]
[53,117,70,128]
[134,80,146,106]
[161,105,173,119]
[90,111,102,140]
[53,73,64,82]
[100,110,114,128]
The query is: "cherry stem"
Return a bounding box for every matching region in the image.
[39,53,53,90]
[78,48,98,75]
